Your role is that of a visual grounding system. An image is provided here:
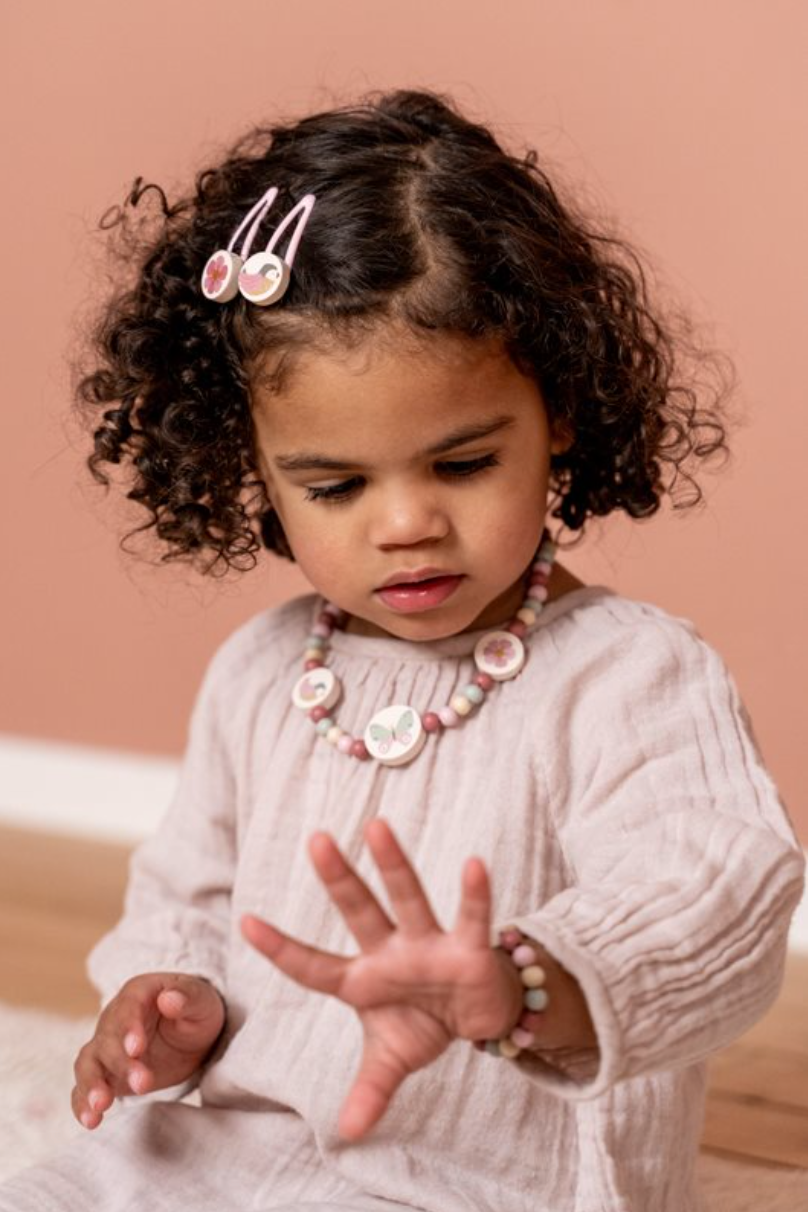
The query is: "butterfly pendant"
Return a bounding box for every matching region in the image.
[364,704,426,767]
[369,708,415,755]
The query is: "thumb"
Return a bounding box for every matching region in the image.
[338,1043,408,1142]
[156,977,223,1029]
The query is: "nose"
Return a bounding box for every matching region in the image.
[367,483,451,550]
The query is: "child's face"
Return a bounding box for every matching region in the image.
[252,330,568,641]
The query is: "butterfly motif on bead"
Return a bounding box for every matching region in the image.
[368,709,416,755]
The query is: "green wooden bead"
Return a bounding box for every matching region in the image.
[525,988,549,1012]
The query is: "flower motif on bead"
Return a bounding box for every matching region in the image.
[482,636,516,667]
[204,254,228,295]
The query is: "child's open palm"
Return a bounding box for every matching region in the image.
[241,819,525,1142]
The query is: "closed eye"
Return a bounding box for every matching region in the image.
[303,453,500,504]
[436,453,500,478]
[305,476,364,503]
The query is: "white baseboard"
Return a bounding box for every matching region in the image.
[0,734,178,844]
[1,733,807,953]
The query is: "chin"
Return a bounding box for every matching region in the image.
[374,607,482,643]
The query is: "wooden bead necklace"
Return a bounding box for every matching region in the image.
[290,533,557,767]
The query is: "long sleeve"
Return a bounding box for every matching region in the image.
[507,607,805,1098]
[87,639,240,1006]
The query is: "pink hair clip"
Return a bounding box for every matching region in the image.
[201,190,316,306]
[201,187,278,302]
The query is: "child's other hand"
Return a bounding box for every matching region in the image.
[71,973,225,1130]
[242,821,537,1142]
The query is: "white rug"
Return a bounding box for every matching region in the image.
[0,1002,806,1209]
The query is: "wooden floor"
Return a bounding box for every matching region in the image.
[1,824,806,1170]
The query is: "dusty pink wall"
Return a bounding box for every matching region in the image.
[3,2,806,838]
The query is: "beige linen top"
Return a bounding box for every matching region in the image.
[88,586,805,1212]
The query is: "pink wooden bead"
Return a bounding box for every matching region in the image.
[507,620,527,638]
[499,928,522,951]
[323,602,342,618]
[317,611,335,628]
[533,559,553,576]
[350,739,369,760]
[518,1011,545,1033]
[438,706,459,728]
[304,658,323,671]
[510,1026,536,1049]
[422,712,443,733]
[309,706,328,723]
[311,623,331,639]
[474,672,494,691]
[337,735,354,754]
[528,583,549,602]
[512,943,539,968]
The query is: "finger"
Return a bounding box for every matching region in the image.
[337,1041,408,1141]
[308,832,394,951]
[364,819,439,938]
[155,977,225,1048]
[72,1084,104,1130]
[71,1049,114,1128]
[241,914,349,998]
[124,1059,156,1095]
[156,974,220,1020]
[100,991,160,1092]
[115,988,161,1060]
[453,856,493,949]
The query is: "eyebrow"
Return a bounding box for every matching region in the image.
[273,415,516,472]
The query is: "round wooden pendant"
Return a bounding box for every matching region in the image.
[201,250,243,302]
[292,668,342,713]
[364,704,426,766]
[238,252,291,305]
[473,630,526,682]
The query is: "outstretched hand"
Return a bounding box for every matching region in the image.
[241,820,522,1141]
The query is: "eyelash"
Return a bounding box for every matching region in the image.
[304,454,501,503]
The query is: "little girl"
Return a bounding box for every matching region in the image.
[4,89,803,1212]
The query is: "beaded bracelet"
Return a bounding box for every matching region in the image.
[474,927,550,1059]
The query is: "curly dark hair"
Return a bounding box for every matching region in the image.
[77,88,731,574]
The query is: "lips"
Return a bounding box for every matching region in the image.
[375,572,465,614]
[378,567,456,589]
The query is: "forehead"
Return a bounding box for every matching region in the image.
[251,331,540,453]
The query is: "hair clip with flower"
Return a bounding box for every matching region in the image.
[201,189,316,307]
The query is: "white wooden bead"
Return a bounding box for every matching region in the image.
[364,704,425,766]
[238,251,291,306]
[291,668,342,712]
[201,250,243,301]
[473,630,526,682]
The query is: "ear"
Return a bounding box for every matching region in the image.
[550,419,574,456]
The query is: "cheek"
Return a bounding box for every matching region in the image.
[477,466,550,553]
[278,510,352,584]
